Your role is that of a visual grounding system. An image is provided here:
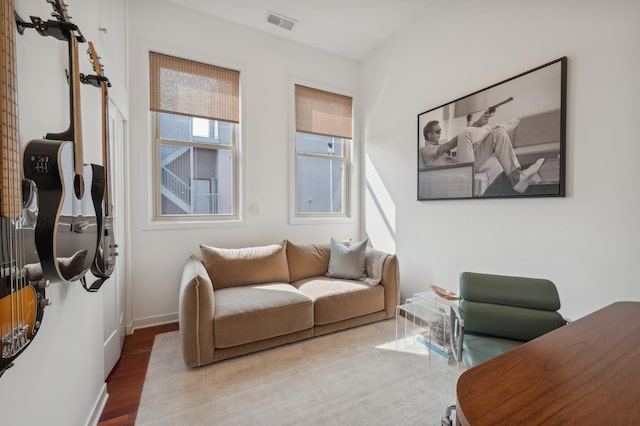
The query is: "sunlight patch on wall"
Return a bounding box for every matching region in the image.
[365,154,396,253]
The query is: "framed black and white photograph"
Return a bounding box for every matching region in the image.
[417,57,567,201]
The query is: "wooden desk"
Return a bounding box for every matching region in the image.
[456,301,640,425]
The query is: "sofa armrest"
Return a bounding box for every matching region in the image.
[378,253,400,318]
[179,255,215,367]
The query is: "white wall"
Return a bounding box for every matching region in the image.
[2,0,128,425]
[360,0,640,320]
[5,1,638,424]
[127,0,360,328]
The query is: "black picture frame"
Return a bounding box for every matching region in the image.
[417,57,567,201]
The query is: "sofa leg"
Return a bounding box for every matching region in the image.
[441,404,456,426]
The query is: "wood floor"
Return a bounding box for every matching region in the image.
[98,322,179,426]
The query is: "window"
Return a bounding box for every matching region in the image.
[150,52,239,220]
[294,85,353,216]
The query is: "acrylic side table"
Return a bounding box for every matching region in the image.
[395,290,457,364]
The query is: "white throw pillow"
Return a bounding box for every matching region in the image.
[325,237,368,280]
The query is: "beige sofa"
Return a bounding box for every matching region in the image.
[179,240,400,367]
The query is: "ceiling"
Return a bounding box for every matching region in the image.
[163,0,432,60]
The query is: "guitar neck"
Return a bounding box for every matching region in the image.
[101,83,111,215]
[87,40,112,215]
[1,0,21,219]
[70,34,84,177]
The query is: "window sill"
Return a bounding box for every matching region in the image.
[289,214,355,226]
[142,216,245,231]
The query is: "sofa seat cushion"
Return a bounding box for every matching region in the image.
[214,283,313,348]
[294,277,385,325]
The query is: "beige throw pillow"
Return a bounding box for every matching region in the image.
[200,243,290,290]
[325,237,368,280]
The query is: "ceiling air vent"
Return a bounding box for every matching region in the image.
[266,11,297,31]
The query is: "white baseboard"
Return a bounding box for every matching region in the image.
[125,319,135,335]
[86,383,109,426]
[131,312,179,333]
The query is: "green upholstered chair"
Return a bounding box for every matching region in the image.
[450,271,567,368]
[442,272,567,426]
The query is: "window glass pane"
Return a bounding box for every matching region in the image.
[159,112,232,145]
[216,121,233,145]
[296,132,343,156]
[160,143,233,215]
[297,156,343,213]
[192,117,209,137]
[159,112,190,141]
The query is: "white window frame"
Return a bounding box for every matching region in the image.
[289,80,356,224]
[146,50,245,226]
[151,113,240,222]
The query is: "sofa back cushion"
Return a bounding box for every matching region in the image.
[286,241,331,282]
[200,243,290,290]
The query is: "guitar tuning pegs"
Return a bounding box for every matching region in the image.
[40,298,52,308]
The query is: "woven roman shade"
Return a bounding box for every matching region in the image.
[150,52,240,123]
[295,85,352,139]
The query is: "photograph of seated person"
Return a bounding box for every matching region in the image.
[420,113,545,194]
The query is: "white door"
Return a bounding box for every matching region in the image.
[103,100,126,379]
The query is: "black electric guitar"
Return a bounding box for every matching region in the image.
[22,0,103,283]
[1,0,50,377]
[86,41,117,287]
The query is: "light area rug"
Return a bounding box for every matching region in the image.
[136,319,464,426]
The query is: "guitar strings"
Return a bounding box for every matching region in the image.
[8,0,19,343]
[1,0,17,349]
[10,0,25,334]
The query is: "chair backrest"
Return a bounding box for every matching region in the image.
[459,272,565,342]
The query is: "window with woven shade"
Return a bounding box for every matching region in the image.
[150,52,240,220]
[294,85,353,216]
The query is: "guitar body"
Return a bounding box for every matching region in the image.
[0,284,37,375]
[22,139,100,282]
[0,180,46,377]
[90,163,115,279]
[91,215,115,278]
